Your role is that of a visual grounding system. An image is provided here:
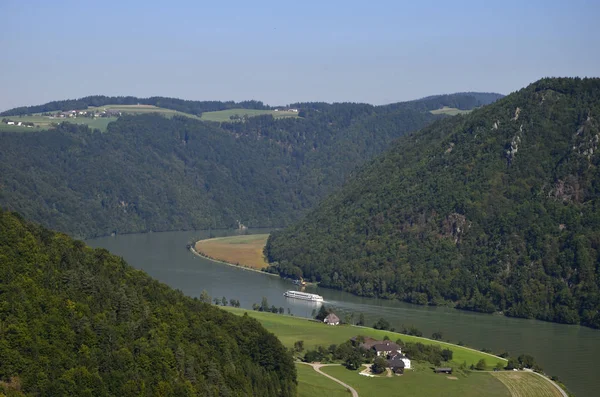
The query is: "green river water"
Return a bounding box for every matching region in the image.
[88,229,599,396]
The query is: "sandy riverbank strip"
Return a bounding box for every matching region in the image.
[189,245,281,277]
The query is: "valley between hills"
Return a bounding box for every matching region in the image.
[1,79,598,396]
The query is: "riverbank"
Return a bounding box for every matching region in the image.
[220,306,506,368]
[189,245,281,277]
[87,229,595,396]
[194,234,269,269]
[222,307,566,397]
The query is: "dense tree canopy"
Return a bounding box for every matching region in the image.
[266,78,600,328]
[0,93,494,238]
[0,209,296,396]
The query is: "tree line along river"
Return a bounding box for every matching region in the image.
[87,229,599,396]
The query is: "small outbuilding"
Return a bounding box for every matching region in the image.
[434,367,453,374]
[324,313,340,326]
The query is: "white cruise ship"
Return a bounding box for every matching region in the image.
[283,290,324,302]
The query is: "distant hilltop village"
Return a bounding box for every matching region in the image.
[1,107,123,130]
[39,109,121,119]
[1,118,34,127]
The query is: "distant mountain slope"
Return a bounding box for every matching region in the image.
[0,209,296,396]
[412,92,504,109]
[265,77,600,328]
[0,93,501,238]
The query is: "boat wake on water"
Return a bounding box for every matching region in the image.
[283,290,324,302]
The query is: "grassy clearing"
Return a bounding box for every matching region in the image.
[0,116,118,132]
[430,106,472,116]
[0,104,204,132]
[321,364,509,397]
[490,372,563,397]
[195,234,269,269]
[87,104,202,120]
[296,364,351,397]
[221,307,507,369]
[200,108,298,122]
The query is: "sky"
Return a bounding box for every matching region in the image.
[1,0,599,111]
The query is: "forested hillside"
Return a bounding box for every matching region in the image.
[265,78,600,328]
[0,93,497,238]
[0,210,296,396]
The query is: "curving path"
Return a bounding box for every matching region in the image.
[298,362,359,397]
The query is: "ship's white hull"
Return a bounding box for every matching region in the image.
[283,291,324,302]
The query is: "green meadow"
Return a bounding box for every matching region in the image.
[1,105,298,132]
[220,308,564,397]
[200,108,299,122]
[221,307,506,369]
[86,104,202,119]
[0,115,118,132]
[0,104,203,132]
[321,364,510,397]
[296,364,351,397]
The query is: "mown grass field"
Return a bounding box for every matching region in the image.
[0,104,204,132]
[430,106,472,116]
[224,308,562,396]
[296,364,351,397]
[0,115,118,132]
[490,372,564,397]
[87,104,202,120]
[221,307,506,369]
[321,364,510,397]
[195,234,269,269]
[200,108,298,122]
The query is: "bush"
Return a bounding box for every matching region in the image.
[505,358,518,370]
[344,352,362,370]
[475,359,487,370]
[304,350,322,363]
[517,354,535,369]
[371,357,387,374]
[294,340,304,352]
[373,318,390,330]
[441,349,453,361]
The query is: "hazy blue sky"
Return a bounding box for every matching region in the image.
[1,0,598,110]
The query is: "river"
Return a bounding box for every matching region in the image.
[87,229,598,396]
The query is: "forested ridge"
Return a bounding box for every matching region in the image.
[0,209,296,396]
[0,95,270,117]
[265,78,600,328]
[1,92,502,118]
[0,93,497,238]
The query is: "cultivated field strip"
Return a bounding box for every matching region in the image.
[490,372,563,397]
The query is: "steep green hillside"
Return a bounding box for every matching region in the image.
[0,210,296,396]
[265,78,600,328]
[0,93,499,238]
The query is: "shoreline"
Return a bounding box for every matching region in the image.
[189,245,280,277]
